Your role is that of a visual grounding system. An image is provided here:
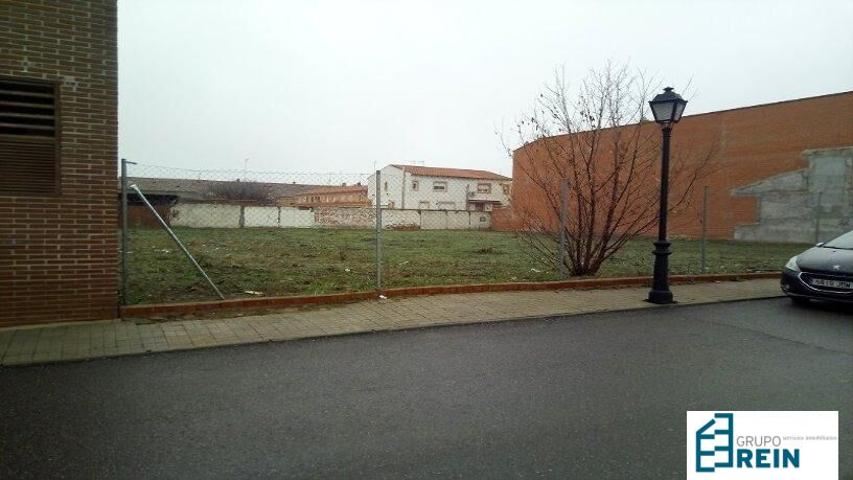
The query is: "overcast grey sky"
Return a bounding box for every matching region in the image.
[118,0,853,176]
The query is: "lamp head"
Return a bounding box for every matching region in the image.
[649,87,687,126]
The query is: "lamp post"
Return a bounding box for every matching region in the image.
[647,87,687,304]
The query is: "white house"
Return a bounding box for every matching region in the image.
[367,164,511,211]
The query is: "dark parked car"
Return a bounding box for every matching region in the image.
[782,230,853,304]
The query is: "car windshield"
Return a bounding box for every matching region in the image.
[823,230,853,249]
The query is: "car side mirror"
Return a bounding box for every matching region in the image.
[815,242,825,247]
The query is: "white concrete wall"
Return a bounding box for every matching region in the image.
[471,211,492,229]
[244,206,279,227]
[242,206,314,228]
[279,207,315,228]
[419,210,445,229]
[169,203,490,230]
[317,207,489,230]
[382,209,421,229]
[315,206,375,228]
[171,204,242,228]
[418,210,491,229]
[446,210,473,229]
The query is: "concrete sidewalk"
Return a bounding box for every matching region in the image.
[0,279,782,367]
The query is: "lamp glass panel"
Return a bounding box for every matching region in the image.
[672,101,686,122]
[650,101,675,123]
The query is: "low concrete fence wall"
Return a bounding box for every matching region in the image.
[421,209,488,229]
[243,206,314,228]
[168,204,491,230]
[314,206,374,228]
[171,204,243,228]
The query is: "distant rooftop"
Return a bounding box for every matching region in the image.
[297,184,367,196]
[390,164,511,181]
[123,177,323,200]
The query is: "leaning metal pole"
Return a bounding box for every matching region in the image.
[648,126,674,304]
[129,184,225,300]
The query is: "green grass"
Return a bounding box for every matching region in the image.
[124,228,807,304]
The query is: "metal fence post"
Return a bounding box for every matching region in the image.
[375,170,382,291]
[700,186,708,273]
[120,158,129,306]
[815,191,823,244]
[558,179,569,278]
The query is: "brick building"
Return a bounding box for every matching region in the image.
[281,184,370,208]
[495,91,853,242]
[1,1,118,326]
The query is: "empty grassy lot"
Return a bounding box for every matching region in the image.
[124,227,806,304]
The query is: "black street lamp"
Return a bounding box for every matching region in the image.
[647,87,687,304]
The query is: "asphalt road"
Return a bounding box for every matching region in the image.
[1,298,851,479]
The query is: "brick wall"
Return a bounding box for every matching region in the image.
[0,1,118,326]
[497,91,853,240]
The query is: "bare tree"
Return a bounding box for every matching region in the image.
[505,62,716,276]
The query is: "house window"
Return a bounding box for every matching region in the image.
[477,183,491,193]
[384,181,388,192]
[501,183,510,195]
[411,180,419,191]
[0,77,59,195]
[432,181,447,192]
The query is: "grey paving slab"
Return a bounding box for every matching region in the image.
[0,279,783,366]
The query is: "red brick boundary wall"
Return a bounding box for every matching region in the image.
[119,272,780,319]
[0,1,118,326]
[496,92,853,238]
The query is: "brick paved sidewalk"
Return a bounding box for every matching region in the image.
[0,279,782,367]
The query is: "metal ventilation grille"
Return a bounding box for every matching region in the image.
[0,78,58,195]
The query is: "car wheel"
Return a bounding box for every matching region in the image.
[790,296,810,306]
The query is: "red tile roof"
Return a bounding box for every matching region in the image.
[391,165,510,181]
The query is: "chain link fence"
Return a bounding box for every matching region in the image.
[120,161,374,304]
[119,161,835,306]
